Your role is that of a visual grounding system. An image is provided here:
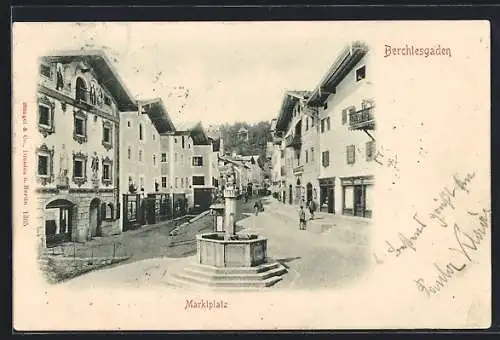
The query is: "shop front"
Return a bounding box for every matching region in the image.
[319,177,335,214]
[341,175,374,218]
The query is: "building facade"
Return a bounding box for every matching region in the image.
[273,90,319,206]
[307,42,375,218]
[35,50,137,247]
[120,98,175,230]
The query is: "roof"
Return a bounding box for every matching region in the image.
[138,97,176,133]
[41,49,137,111]
[211,137,221,152]
[274,90,311,133]
[306,41,369,107]
[218,155,250,169]
[175,121,210,145]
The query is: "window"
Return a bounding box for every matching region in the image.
[174,153,178,162]
[322,151,330,168]
[181,178,184,188]
[75,118,84,136]
[153,154,156,166]
[311,147,315,162]
[102,157,114,186]
[175,177,179,188]
[192,176,205,186]
[102,121,113,150]
[74,160,83,178]
[139,124,143,141]
[152,133,156,141]
[161,176,167,188]
[75,77,87,102]
[174,138,177,144]
[104,96,111,106]
[321,119,325,133]
[127,147,131,160]
[40,64,51,78]
[38,105,50,126]
[186,177,189,187]
[72,151,88,187]
[347,145,356,165]
[305,117,309,131]
[192,156,203,166]
[161,153,167,162]
[103,126,111,143]
[38,154,49,176]
[327,117,331,131]
[73,110,88,144]
[356,65,366,81]
[138,150,143,162]
[324,102,328,110]
[342,109,348,125]
[180,154,184,164]
[311,117,315,127]
[127,120,131,128]
[182,136,185,149]
[366,140,376,161]
[305,150,309,163]
[36,144,54,185]
[103,164,110,180]
[139,176,144,189]
[280,150,284,159]
[37,96,55,137]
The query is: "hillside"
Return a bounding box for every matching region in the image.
[219,121,272,169]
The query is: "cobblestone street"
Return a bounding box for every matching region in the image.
[63,197,372,290]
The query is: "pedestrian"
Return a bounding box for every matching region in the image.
[299,205,306,230]
[308,200,316,220]
[254,201,259,216]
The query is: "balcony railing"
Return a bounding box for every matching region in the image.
[293,165,304,175]
[349,106,375,130]
[285,134,302,148]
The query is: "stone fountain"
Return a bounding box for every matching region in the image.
[168,162,287,290]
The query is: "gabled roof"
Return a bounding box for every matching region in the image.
[274,90,311,133]
[41,49,137,111]
[306,41,369,107]
[175,121,210,145]
[138,97,176,133]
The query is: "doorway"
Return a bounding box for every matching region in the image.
[306,183,313,203]
[354,186,365,217]
[89,198,101,238]
[45,199,74,247]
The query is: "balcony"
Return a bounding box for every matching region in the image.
[285,134,302,149]
[349,106,375,130]
[293,165,304,175]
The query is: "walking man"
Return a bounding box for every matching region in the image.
[299,205,306,230]
[308,200,316,220]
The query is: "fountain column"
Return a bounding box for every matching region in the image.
[223,165,237,240]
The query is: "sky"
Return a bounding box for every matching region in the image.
[28,22,352,126]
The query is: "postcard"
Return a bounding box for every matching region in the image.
[12,21,491,330]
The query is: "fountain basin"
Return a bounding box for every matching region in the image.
[196,232,267,267]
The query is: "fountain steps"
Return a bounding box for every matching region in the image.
[168,261,287,289]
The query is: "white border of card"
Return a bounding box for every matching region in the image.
[12,21,491,330]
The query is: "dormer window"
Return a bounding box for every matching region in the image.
[356,66,366,82]
[75,77,88,102]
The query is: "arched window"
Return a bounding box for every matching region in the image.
[75,77,87,102]
[139,124,143,141]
